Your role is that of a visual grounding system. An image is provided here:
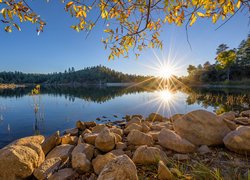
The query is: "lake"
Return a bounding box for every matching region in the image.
[0,86,249,148]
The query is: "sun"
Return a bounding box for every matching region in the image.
[158,65,175,79]
[159,89,173,102]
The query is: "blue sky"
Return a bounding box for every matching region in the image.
[0,1,249,76]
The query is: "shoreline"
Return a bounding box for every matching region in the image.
[0,110,249,179]
[0,83,26,89]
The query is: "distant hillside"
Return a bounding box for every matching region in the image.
[0,66,150,85]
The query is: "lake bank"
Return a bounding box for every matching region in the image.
[0,84,26,89]
[0,110,249,179]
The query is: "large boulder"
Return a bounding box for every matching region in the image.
[92,124,107,133]
[72,143,94,161]
[126,117,141,127]
[72,153,91,173]
[84,132,99,145]
[124,123,142,134]
[95,128,116,152]
[127,130,154,146]
[132,145,167,165]
[147,113,165,122]
[219,111,236,121]
[48,168,75,180]
[33,157,62,180]
[46,144,74,161]
[173,110,231,145]
[0,143,45,179]
[223,126,250,154]
[42,131,61,155]
[92,153,116,174]
[61,134,78,145]
[98,155,138,180]
[158,128,196,153]
[240,110,250,117]
[110,127,123,136]
[76,120,86,131]
[10,135,45,146]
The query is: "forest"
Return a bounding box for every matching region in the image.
[0,65,149,84]
[182,34,250,84]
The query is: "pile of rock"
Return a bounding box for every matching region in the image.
[0,109,250,179]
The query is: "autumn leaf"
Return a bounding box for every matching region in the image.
[197,12,205,17]
[13,23,21,31]
[4,26,12,32]
[189,14,197,26]
[236,0,241,9]
[66,1,74,9]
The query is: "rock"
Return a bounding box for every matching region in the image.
[92,153,116,174]
[173,110,231,146]
[197,145,212,155]
[114,133,122,142]
[127,130,154,146]
[92,124,107,133]
[110,127,123,136]
[147,113,165,122]
[10,135,45,146]
[61,134,78,145]
[148,131,160,141]
[220,111,236,121]
[169,114,183,122]
[131,114,143,120]
[72,143,94,161]
[48,168,75,180]
[158,128,196,153]
[125,150,133,158]
[150,124,166,131]
[223,119,238,130]
[234,117,250,125]
[223,126,250,154]
[95,128,116,152]
[116,142,127,150]
[142,123,150,133]
[126,117,141,127]
[82,128,92,135]
[158,160,173,180]
[46,144,74,161]
[84,133,99,145]
[173,154,190,161]
[240,110,250,117]
[98,155,138,180]
[76,120,86,131]
[124,123,142,134]
[0,143,45,179]
[110,149,125,156]
[33,157,62,180]
[42,131,61,155]
[85,121,97,128]
[132,145,166,165]
[78,135,84,144]
[65,128,78,136]
[72,153,91,173]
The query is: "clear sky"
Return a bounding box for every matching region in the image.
[0,1,249,76]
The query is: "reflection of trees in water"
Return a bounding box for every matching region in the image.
[182,87,250,113]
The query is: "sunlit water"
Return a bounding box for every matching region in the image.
[0,86,249,148]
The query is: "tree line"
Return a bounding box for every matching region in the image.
[0,66,149,84]
[182,34,250,84]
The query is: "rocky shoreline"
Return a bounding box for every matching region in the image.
[0,109,250,180]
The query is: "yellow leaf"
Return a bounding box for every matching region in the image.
[82,11,87,18]
[189,14,197,26]
[0,0,2,3]
[236,0,241,9]
[212,14,219,23]
[13,23,21,31]
[4,26,12,32]
[197,12,205,17]
[66,1,74,9]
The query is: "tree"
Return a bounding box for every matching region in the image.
[187,65,197,76]
[216,44,229,55]
[216,49,236,81]
[203,61,211,70]
[0,0,248,60]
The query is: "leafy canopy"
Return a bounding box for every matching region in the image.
[216,50,236,69]
[0,0,248,60]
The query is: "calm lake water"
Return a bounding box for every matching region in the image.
[0,86,249,148]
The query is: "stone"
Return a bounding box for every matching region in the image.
[173,110,231,146]
[98,155,138,180]
[84,133,99,145]
[110,149,125,156]
[234,117,250,125]
[72,143,94,160]
[197,145,212,155]
[114,133,122,142]
[42,131,61,155]
[10,135,45,146]
[46,144,74,161]
[220,111,236,121]
[116,142,127,150]
[33,157,62,180]
[85,121,97,128]
[124,123,142,134]
[72,153,91,173]
[158,128,196,153]
[92,124,107,133]
[132,145,166,165]
[148,131,160,141]
[142,123,150,133]
[110,127,123,136]
[126,117,141,127]
[240,110,250,117]
[127,130,154,146]
[150,124,166,131]
[169,114,183,122]
[95,128,116,152]
[173,154,190,161]
[65,128,78,136]
[92,153,116,174]
[223,119,238,130]
[61,134,78,145]
[82,128,92,135]
[76,120,86,131]
[0,143,45,179]
[223,126,250,154]
[78,135,84,144]
[147,113,165,122]
[158,160,173,180]
[48,168,75,180]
